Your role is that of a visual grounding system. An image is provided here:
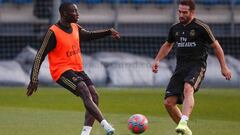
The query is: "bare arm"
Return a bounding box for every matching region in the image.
[211,40,232,80]
[152,41,173,73]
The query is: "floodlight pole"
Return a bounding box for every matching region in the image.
[172,0,178,23]
[51,0,61,24]
[230,0,235,36]
[113,0,120,30]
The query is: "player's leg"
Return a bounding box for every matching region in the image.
[57,71,104,122]
[77,71,115,135]
[182,83,194,119]
[77,81,115,135]
[175,82,193,135]
[80,73,99,127]
[176,66,206,135]
[76,81,104,122]
[57,70,114,135]
[164,67,192,135]
[81,85,99,135]
[84,86,99,126]
[182,66,205,119]
[164,96,182,124]
[164,69,184,125]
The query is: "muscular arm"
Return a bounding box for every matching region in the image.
[154,41,173,62]
[211,40,232,80]
[79,28,111,41]
[152,41,173,73]
[211,40,226,69]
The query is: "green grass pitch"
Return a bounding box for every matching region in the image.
[0,87,240,135]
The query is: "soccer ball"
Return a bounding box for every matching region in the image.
[128,114,148,134]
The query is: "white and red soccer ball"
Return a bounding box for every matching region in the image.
[128,114,148,134]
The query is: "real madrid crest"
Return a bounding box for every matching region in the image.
[190,29,195,37]
[175,32,179,36]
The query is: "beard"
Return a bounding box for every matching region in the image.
[179,17,191,24]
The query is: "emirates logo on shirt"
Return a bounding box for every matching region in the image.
[66,45,80,57]
[177,37,196,47]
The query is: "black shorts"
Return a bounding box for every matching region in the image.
[165,64,206,104]
[56,70,93,96]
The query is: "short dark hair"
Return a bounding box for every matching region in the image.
[179,0,195,11]
[59,2,73,15]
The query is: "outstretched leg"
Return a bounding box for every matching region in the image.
[80,85,99,135]
[182,83,194,118]
[84,85,99,126]
[164,96,182,124]
[77,82,115,135]
[56,70,115,135]
[76,81,103,122]
[175,83,193,135]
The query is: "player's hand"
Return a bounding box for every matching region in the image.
[221,66,232,80]
[26,80,38,96]
[152,61,160,73]
[110,28,120,40]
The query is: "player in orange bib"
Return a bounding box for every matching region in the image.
[26,2,120,135]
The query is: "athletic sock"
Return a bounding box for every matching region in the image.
[100,119,113,131]
[80,126,92,135]
[180,115,189,123]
